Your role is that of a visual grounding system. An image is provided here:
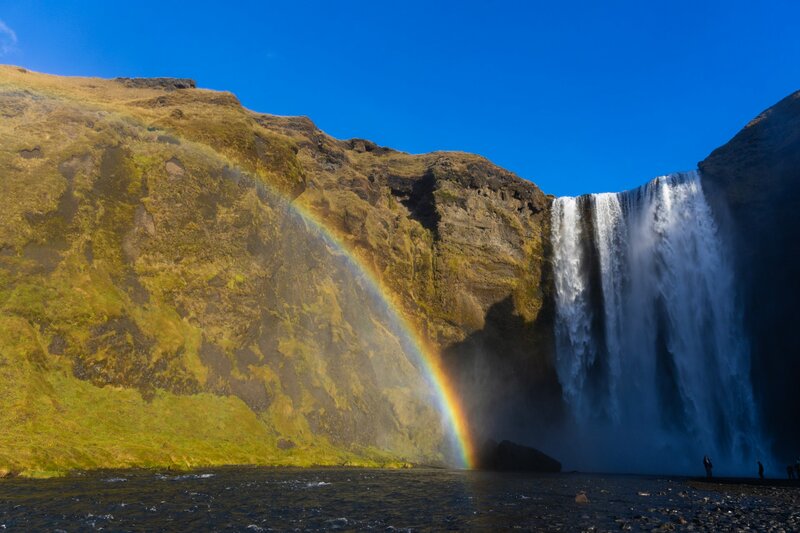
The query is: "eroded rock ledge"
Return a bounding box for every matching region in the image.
[114,77,197,91]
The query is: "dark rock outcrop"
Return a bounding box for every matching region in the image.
[114,77,196,90]
[477,439,562,472]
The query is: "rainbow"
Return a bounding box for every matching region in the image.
[285,202,476,469]
[2,79,476,468]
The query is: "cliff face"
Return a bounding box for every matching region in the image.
[699,90,800,460]
[3,65,796,475]
[257,114,561,443]
[0,66,556,475]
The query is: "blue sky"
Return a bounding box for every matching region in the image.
[1,1,798,196]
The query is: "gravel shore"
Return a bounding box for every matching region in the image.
[625,479,800,532]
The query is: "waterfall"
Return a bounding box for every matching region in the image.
[551,171,764,474]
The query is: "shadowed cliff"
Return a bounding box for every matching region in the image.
[700,90,800,462]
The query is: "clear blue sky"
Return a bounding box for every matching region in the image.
[1,1,798,196]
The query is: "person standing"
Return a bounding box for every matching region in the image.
[703,455,713,479]
[758,461,764,479]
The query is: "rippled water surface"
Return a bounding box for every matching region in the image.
[0,468,798,531]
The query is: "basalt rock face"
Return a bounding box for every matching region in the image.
[477,439,562,472]
[699,90,800,461]
[0,67,556,474]
[258,114,561,446]
[114,77,197,91]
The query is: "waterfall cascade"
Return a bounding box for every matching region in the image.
[551,171,764,474]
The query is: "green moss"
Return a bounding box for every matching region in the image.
[0,318,408,476]
[0,71,459,475]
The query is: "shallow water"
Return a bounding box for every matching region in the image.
[0,467,797,531]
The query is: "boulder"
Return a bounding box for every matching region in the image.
[476,439,562,472]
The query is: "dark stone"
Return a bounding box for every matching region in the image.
[22,242,65,274]
[157,134,180,145]
[83,240,94,264]
[55,185,79,226]
[95,146,137,200]
[19,146,42,159]
[199,341,233,378]
[386,154,548,240]
[229,377,271,412]
[476,439,562,472]
[277,438,296,450]
[165,156,185,178]
[235,346,261,369]
[113,77,196,91]
[48,334,67,355]
[390,170,441,236]
[347,138,391,154]
[430,155,546,211]
[124,272,150,305]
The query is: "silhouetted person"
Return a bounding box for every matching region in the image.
[758,461,764,479]
[795,460,800,480]
[703,455,713,479]
[788,465,795,480]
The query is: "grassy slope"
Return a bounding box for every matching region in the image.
[0,66,441,476]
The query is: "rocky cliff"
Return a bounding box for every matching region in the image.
[256,111,561,445]
[699,90,800,461]
[0,66,557,475]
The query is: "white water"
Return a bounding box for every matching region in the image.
[551,171,764,474]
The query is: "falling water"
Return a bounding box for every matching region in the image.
[551,171,764,474]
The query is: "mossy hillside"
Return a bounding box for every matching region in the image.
[0,315,411,477]
[0,69,446,475]
[1,65,552,353]
[0,66,557,475]
[4,67,794,471]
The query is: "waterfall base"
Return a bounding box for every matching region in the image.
[549,171,765,475]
